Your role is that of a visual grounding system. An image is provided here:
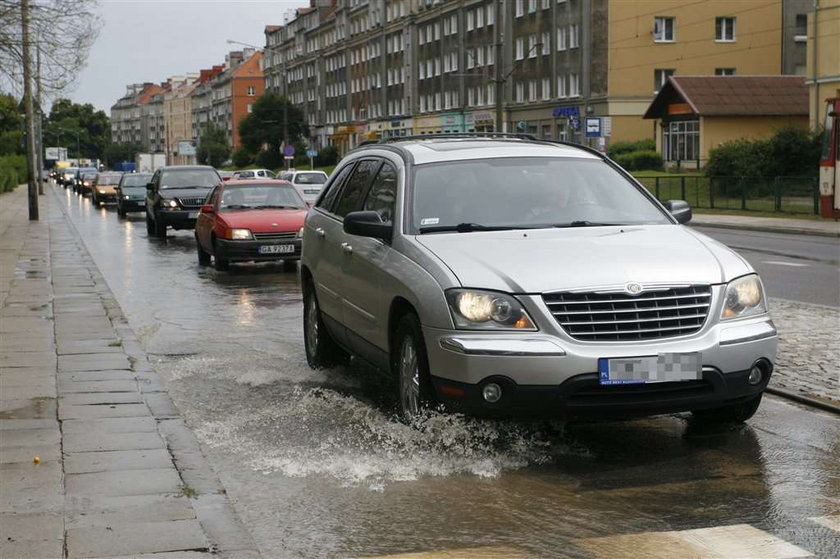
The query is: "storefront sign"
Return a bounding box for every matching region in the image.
[552,106,580,118]
[473,112,494,124]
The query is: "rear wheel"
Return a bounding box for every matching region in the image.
[303,282,346,368]
[196,237,210,266]
[691,393,763,424]
[393,313,435,421]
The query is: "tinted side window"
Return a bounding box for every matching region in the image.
[362,162,397,223]
[317,162,356,211]
[333,160,381,218]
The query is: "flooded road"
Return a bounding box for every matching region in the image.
[55,185,840,558]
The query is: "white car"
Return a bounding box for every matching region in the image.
[232,169,276,180]
[279,170,329,203]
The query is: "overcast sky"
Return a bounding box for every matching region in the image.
[69,0,302,114]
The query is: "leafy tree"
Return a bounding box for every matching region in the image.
[104,141,141,167]
[238,93,308,166]
[197,123,230,168]
[44,98,111,160]
[231,146,252,168]
[0,93,22,155]
[317,144,339,167]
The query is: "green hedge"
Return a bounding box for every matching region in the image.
[607,139,656,159]
[0,155,28,193]
[613,150,663,171]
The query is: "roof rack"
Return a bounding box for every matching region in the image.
[379,132,539,143]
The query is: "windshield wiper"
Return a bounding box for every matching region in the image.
[223,204,251,210]
[419,222,520,234]
[553,221,624,228]
[253,204,296,209]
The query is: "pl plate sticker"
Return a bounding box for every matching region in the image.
[420,218,440,226]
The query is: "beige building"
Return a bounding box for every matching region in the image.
[808,0,840,129]
[164,76,198,165]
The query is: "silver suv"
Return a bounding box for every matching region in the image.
[300,136,777,423]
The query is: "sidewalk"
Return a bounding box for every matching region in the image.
[1,185,259,559]
[691,212,840,237]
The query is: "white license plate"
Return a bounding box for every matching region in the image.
[304,189,320,194]
[188,211,198,219]
[598,353,702,385]
[259,244,295,254]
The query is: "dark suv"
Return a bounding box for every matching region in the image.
[145,166,221,238]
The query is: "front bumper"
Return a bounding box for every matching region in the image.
[156,209,200,230]
[215,238,301,262]
[424,314,777,418]
[119,198,146,211]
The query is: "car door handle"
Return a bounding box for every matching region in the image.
[341,242,353,255]
[315,227,325,238]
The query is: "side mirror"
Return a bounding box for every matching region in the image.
[200,204,214,214]
[344,211,392,242]
[664,200,692,224]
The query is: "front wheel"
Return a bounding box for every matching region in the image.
[303,283,346,368]
[212,240,229,271]
[393,313,435,422]
[196,237,211,266]
[145,213,154,235]
[691,393,763,424]
[152,213,167,238]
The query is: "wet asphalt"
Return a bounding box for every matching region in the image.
[54,185,839,558]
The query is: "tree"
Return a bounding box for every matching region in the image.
[0,93,23,155]
[238,93,308,169]
[0,1,101,98]
[197,123,230,168]
[44,98,111,159]
[103,141,140,167]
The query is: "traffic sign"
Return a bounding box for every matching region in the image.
[306,149,318,157]
[284,156,294,160]
[283,145,295,156]
[585,117,602,137]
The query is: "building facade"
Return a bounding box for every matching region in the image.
[807,0,840,129]
[110,83,165,150]
[164,76,198,165]
[261,0,807,154]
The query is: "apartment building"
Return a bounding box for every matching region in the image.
[208,49,265,150]
[808,0,840,129]
[110,83,165,150]
[262,0,807,153]
[191,66,225,144]
[164,76,199,165]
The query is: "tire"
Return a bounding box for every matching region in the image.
[392,313,435,421]
[92,194,99,207]
[117,205,126,218]
[212,239,229,271]
[196,237,211,266]
[146,213,154,235]
[302,281,346,368]
[152,213,167,238]
[691,393,763,424]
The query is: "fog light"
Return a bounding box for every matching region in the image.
[748,365,763,385]
[482,383,502,403]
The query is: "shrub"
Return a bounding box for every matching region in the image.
[705,127,818,178]
[256,149,282,171]
[614,150,663,171]
[0,155,27,192]
[608,139,655,159]
[232,147,252,168]
[317,144,339,167]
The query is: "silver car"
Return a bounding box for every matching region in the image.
[300,136,777,423]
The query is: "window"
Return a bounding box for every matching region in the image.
[557,75,567,98]
[317,162,356,211]
[654,68,674,92]
[528,35,537,58]
[487,5,494,25]
[362,162,397,223]
[528,0,536,13]
[654,16,675,42]
[516,82,525,102]
[247,86,256,96]
[542,32,551,55]
[715,17,735,41]
[516,0,524,17]
[569,73,580,97]
[715,68,735,76]
[516,37,524,60]
[557,27,567,50]
[794,14,807,42]
[334,160,380,217]
[528,80,537,101]
[569,24,580,48]
[467,10,474,31]
[663,120,700,162]
[542,77,551,100]
[476,8,483,27]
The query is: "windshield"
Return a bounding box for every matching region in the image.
[219,183,305,211]
[81,173,97,180]
[98,174,122,185]
[160,169,219,189]
[294,172,327,185]
[411,157,670,233]
[122,174,151,187]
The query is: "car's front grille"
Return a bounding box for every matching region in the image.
[543,285,712,341]
[253,232,297,241]
[177,197,207,207]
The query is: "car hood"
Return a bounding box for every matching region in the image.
[159,187,213,199]
[219,209,307,233]
[415,224,751,293]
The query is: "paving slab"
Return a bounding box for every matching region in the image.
[63,431,165,453]
[58,379,138,393]
[59,403,150,420]
[57,340,123,355]
[0,381,57,400]
[61,391,144,405]
[62,416,157,435]
[104,553,217,559]
[0,511,63,559]
[145,393,180,418]
[192,494,258,553]
[58,353,132,372]
[0,442,62,464]
[0,427,60,448]
[59,370,138,382]
[64,493,194,524]
[0,461,63,513]
[0,397,57,419]
[0,351,56,368]
[0,418,56,430]
[65,448,174,474]
[65,468,183,498]
[66,519,207,558]
[1,368,57,384]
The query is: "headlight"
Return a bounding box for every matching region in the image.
[721,274,766,320]
[296,226,304,238]
[97,188,106,194]
[123,195,131,200]
[230,228,253,240]
[160,198,179,208]
[446,289,536,330]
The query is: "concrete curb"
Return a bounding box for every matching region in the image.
[49,185,262,558]
[766,387,840,415]
[690,219,840,238]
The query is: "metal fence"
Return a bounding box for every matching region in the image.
[635,176,820,215]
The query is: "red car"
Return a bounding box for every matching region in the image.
[195,179,308,271]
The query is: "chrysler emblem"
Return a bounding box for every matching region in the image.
[625,282,643,295]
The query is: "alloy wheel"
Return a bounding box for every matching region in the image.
[399,337,421,417]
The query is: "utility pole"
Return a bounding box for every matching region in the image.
[494,0,504,133]
[22,0,38,220]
